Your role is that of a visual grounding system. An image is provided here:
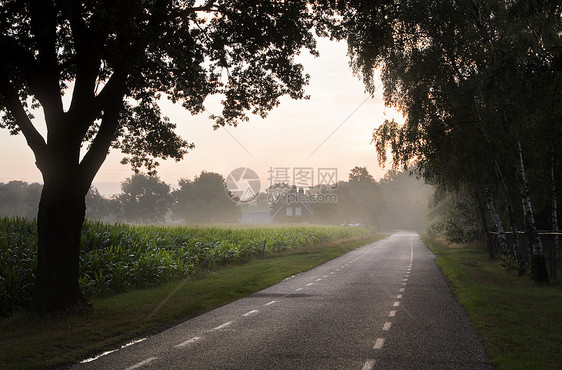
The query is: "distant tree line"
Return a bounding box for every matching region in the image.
[86,171,241,224]
[0,171,241,224]
[255,166,431,229]
[0,181,42,219]
[1,167,431,229]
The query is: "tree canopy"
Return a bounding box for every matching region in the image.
[346,0,562,283]
[0,0,320,180]
[0,0,327,311]
[171,171,240,223]
[119,173,171,224]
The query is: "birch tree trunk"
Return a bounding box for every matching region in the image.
[494,161,527,275]
[485,186,509,260]
[475,190,494,259]
[550,147,559,283]
[516,140,549,284]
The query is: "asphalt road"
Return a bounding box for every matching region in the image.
[74,231,494,369]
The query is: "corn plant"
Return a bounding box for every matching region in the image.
[1,218,372,315]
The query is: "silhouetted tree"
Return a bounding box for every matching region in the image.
[0,181,42,219]
[0,0,321,310]
[349,0,561,283]
[85,187,116,221]
[171,171,240,223]
[119,174,171,224]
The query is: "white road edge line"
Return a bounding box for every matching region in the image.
[124,357,158,370]
[362,359,376,370]
[242,310,258,317]
[174,336,201,348]
[80,337,147,363]
[374,338,385,350]
[80,348,119,364]
[213,321,233,330]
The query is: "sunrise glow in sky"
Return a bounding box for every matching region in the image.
[0,38,402,196]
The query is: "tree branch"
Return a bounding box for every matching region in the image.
[0,73,48,167]
[0,36,43,93]
[29,0,64,123]
[79,72,128,194]
[64,2,105,129]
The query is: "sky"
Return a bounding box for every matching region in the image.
[0,38,402,196]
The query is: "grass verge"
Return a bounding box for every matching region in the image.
[0,235,381,369]
[421,235,562,370]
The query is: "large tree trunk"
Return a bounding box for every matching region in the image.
[32,161,89,312]
[485,186,508,260]
[516,140,549,284]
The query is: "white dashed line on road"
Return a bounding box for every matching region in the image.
[295,288,303,291]
[397,294,402,299]
[264,300,277,306]
[389,310,396,317]
[174,336,201,348]
[306,283,313,286]
[373,338,385,350]
[213,321,233,330]
[383,322,392,331]
[242,310,258,317]
[393,301,400,307]
[362,359,376,370]
[124,357,158,370]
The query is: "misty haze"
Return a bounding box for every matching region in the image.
[1,1,561,369]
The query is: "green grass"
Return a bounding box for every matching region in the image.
[422,235,562,370]
[0,235,381,369]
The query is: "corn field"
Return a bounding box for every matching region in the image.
[0,217,372,315]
